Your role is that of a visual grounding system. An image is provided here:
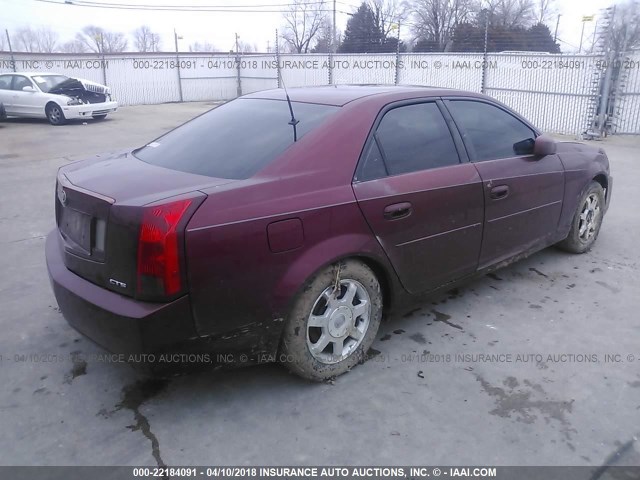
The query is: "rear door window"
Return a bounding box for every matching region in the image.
[445,100,536,161]
[358,102,460,180]
[134,98,338,179]
[0,75,12,90]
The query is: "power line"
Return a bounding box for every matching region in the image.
[32,0,341,11]
[31,0,356,15]
[43,0,328,6]
[556,37,579,50]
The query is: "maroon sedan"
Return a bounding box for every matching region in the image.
[46,86,612,380]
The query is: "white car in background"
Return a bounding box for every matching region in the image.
[0,72,118,125]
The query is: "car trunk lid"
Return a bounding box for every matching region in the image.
[56,151,232,299]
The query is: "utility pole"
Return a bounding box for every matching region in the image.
[553,14,561,43]
[328,0,337,85]
[235,33,242,97]
[332,0,337,53]
[174,28,183,102]
[597,6,615,136]
[5,29,16,72]
[394,22,401,85]
[481,9,489,94]
[579,15,594,53]
[275,29,281,89]
[98,33,107,85]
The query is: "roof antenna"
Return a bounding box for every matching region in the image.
[277,63,299,141]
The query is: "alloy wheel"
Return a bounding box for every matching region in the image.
[306,279,371,364]
[49,106,62,124]
[578,193,601,242]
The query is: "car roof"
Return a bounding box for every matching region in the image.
[243,85,475,106]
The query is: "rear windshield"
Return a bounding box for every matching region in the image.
[134,98,339,179]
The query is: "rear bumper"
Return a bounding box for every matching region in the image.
[46,230,198,356]
[46,230,283,370]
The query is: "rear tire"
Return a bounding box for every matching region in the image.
[280,260,383,381]
[557,181,605,253]
[46,103,66,126]
[92,114,107,121]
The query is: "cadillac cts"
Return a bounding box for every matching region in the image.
[46,86,612,380]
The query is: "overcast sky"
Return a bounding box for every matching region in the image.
[1,0,614,53]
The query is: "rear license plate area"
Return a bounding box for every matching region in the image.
[60,208,92,252]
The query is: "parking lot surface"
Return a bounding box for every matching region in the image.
[0,102,639,467]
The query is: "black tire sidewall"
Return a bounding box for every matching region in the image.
[46,104,65,126]
[280,260,383,381]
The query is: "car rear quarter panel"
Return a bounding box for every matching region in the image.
[184,185,395,338]
[184,98,401,338]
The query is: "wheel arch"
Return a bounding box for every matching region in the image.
[593,173,609,200]
[45,100,64,113]
[352,254,394,313]
[272,236,400,320]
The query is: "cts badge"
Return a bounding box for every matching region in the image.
[109,278,127,289]
[57,182,67,206]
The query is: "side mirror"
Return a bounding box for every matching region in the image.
[22,86,36,93]
[533,135,556,156]
[513,138,535,155]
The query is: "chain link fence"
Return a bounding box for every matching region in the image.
[1,50,639,135]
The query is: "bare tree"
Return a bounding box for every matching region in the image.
[12,27,59,52]
[36,27,58,53]
[311,17,334,52]
[60,39,89,53]
[76,26,128,53]
[188,41,216,52]
[281,0,328,53]
[76,26,103,52]
[103,31,128,52]
[609,1,640,53]
[237,40,258,53]
[484,0,537,28]
[536,0,556,24]
[133,25,161,52]
[369,0,408,40]
[410,0,477,51]
[12,27,39,52]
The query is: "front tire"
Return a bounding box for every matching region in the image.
[557,181,605,253]
[280,260,383,381]
[46,103,66,126]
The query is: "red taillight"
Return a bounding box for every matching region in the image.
[137,199,192,297]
